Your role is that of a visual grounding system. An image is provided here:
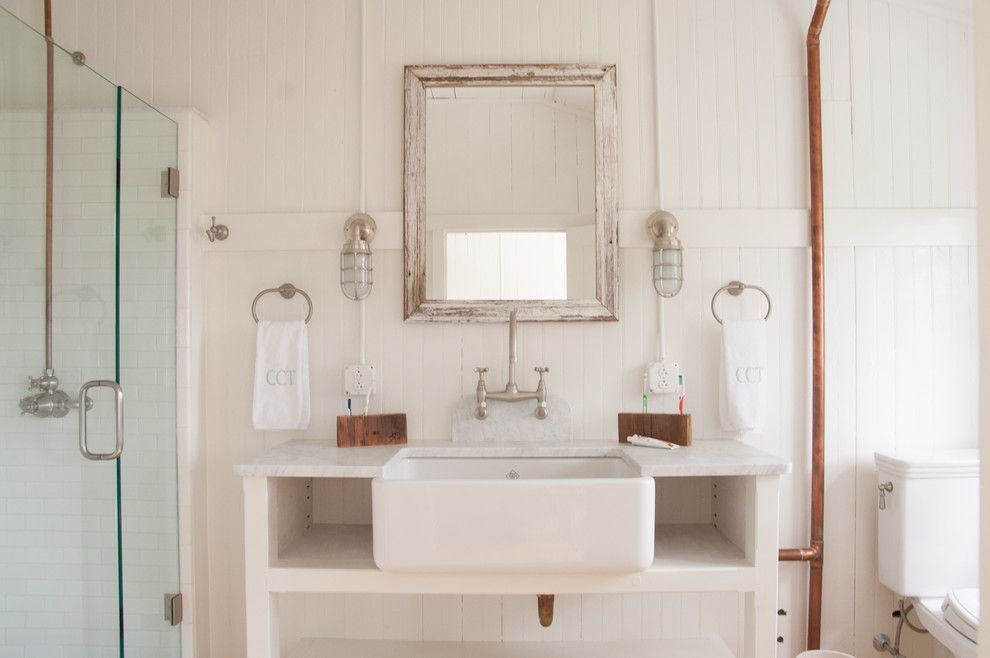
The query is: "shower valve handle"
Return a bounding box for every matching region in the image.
[28,370,59,393]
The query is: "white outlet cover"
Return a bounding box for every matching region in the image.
[647,361,680,395]
[344,364,377,396]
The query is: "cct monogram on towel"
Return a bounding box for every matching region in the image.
[266,369,298,386]
[734,367,765,384]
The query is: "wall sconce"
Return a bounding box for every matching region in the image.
[340,213,377,301]
[647,210,683,297]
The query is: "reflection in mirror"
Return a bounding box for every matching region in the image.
[423,86,596,301]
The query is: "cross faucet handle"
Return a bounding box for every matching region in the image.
[534,367,550,375]
[474,367,489,374]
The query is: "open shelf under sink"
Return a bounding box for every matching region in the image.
[269,523,751,595]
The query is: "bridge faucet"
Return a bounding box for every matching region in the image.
[474,309,549,420]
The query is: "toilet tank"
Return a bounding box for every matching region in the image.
[875,449,979,598]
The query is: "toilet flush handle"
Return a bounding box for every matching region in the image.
[878,481,893,510]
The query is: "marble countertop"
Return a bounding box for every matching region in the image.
[235,439,791,478]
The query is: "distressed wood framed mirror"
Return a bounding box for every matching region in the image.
[403,64,618,322]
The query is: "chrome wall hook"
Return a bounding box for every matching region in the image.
[206,216,229,243]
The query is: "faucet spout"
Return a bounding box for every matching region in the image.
[506,309,518,392]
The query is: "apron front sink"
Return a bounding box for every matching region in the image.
[372,454,655,573]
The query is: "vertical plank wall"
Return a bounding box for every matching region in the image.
[0,0,976,657]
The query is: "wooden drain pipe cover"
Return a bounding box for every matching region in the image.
[777,0,830,652]
[537,595,554,628]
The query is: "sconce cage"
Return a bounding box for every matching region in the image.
[340,213,377,301]
[647,210,683,298]
[652,246,683,297]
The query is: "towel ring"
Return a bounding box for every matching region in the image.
[251,283,313,324]
[711,280,772,325]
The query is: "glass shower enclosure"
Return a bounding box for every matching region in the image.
[0,6,180,657]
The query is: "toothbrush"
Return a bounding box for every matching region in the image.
[642,372,649,413]
[628,434,680,450]
[678,374,685,415]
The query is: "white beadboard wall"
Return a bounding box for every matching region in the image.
[0,0,976,214]
[0,0,976,657]
[198,237,975,658]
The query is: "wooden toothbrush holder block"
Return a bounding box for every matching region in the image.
[337,413,408,448]
[617,413,692,447]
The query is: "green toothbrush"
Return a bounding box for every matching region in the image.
[642,372,649,413]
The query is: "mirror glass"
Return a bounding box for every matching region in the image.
[423,86,596,301]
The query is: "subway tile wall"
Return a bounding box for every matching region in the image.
[0,103,180,658]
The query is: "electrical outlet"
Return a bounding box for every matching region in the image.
[647,361,680,394]
[344,364,377,397]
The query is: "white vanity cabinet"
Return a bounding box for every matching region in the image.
[238,440,789,658]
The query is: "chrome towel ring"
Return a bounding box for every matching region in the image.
[711,280,772,325]
[251,283,313,324]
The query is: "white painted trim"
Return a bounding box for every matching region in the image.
[201,208,977,253]
[168,107,210,658]
[974,0,990,649]
[820,209,978,248]
[621,208,977,248]
[285,637,734,658]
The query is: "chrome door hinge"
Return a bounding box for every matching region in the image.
[165,593,183,625]
[163,167,180,199]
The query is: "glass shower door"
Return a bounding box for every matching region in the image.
[1,9,123,656]
[0,6,180,657]
[117,89,180,658]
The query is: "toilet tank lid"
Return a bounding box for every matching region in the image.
[875,449,979,478]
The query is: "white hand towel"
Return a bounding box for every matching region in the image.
[252,320,310,430]
[718,319,767,433]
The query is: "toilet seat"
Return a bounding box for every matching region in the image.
[914,596,977,658]
[943,589,979,644]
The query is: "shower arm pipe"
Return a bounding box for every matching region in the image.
[777,0,829,652]
[44,0,54,371]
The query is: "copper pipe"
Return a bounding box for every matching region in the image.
[777,0,830,652]
[44,0,54,370]
[806,1,829,649]
[778,546,819,562]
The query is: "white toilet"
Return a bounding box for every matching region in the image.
[875,449,980,658]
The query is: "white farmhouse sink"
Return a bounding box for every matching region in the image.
[372,454,655,573]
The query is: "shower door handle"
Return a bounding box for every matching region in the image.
[78,380,123,461]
